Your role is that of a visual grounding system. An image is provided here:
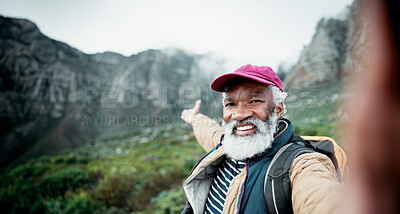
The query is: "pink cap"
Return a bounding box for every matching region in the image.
[210,64,284,92]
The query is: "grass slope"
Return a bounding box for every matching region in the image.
[0,81,345,213]
[286,81,343,138]
[0,124,204,213]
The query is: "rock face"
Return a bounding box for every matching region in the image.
[283,6,354,90]
[0,3,359,165]
[0,16,226,166]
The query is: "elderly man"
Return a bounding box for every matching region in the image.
[180,65,342,214]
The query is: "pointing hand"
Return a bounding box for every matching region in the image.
[181,100,201,124]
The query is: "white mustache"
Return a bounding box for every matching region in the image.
[223,118,269,135]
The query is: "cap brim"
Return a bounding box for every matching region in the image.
[210,73,276,92]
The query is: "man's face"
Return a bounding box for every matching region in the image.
[223,80,275,136]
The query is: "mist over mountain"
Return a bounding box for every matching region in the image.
[0,15,227,165]
[0,3,357,166]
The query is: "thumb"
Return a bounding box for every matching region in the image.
[193,99,201,113]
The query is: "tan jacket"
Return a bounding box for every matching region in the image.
[185,114,342,214]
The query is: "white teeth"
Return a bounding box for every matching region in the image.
[236,125,254,131]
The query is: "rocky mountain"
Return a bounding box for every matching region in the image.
[0,3,359,166]
[0,15,226,166]
[275,3,362,135]
[283,5,355,90]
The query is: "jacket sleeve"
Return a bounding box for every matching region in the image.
[191,113,224,152]
[290,153,344,214]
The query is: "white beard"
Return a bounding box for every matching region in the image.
[221,111,279,160]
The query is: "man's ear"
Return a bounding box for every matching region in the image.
[276,102,284,118]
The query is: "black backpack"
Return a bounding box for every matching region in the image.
[264,135,347,214]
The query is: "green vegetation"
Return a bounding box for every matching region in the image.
[0,125,204,214]
[286,82,343,139]
[0,82,345,213]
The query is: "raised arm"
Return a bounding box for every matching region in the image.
[181,100,224,152]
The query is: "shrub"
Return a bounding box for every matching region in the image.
[30,199,47,213]
[8,164,49,182]
[50,156,64,164]
[39,167,88,198]
[153,188,186,214]
[0,164,48,214]
[0,181,43,214]
[45,198,63,214]
[39,176,65,198]
[78,156,90,164]
[64,155,78,164]
[94,174,135,209]
[63,191,106,214]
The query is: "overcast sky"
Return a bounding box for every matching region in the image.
[0,0,353,70]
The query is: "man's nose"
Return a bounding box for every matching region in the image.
[232,104,253,121]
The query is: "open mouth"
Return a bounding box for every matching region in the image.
[234,123,257,136]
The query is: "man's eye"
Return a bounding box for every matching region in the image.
[250,100,263,104]
[225,103,236,107]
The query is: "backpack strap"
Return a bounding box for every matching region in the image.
[264,136,315,214]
